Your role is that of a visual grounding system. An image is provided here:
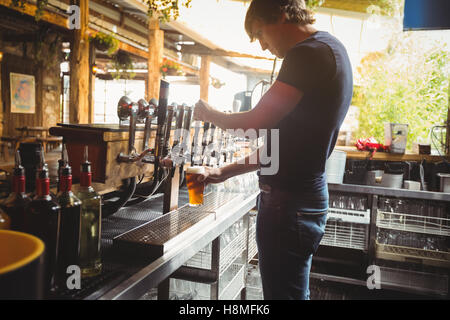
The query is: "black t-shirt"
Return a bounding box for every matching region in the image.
[259,31,353,192]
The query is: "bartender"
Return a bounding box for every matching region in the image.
[192,0,353,300]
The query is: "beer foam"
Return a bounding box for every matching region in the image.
[186,166,205,174]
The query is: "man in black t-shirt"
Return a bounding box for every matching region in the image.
[192,0,353,300]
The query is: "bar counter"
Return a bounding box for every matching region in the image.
[55,181,449,300]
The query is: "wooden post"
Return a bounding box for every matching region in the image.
[89,44,95,123]
[446,81,450,156]
[0,41,3,136]
[69,0,90,124]
[200,55,211,102]
[147,19,164,100]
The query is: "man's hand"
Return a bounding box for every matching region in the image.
[194,99,214,122]
[197,166,229,186]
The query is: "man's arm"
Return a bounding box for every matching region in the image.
[195,80,303,131]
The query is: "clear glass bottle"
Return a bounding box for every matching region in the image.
[76,146,102,278]
[56,162,82,290]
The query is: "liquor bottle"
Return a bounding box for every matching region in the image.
[25,148,61,294]
[55,146,82,290]
[0,208,10,230]
[0,150,31,231]
[76,146,102,277]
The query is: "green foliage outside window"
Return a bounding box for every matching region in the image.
[353,33,449,151]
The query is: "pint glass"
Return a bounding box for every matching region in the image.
[186,166,205,206]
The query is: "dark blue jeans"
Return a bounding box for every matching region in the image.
[255,183,328,300]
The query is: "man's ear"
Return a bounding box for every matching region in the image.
[280,12,288,24]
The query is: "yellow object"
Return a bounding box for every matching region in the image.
[0,230,45,275]
[0,210,11,230]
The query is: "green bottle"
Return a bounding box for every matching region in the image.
[76,146,102,278]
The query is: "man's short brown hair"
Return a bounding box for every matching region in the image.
[245,0,316,41]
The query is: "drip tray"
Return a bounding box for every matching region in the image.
[113,192,242,261]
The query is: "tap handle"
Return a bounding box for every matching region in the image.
[173,104,185,148]
[202,122,210,146]
[163,103,176,157]
[117,96,133,121]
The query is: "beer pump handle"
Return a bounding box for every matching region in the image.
[206,124,216,167]
[191,120,202,166]
[202,122,211,146]
[163,103,176,157]
[154,80,169,162]
[172,104,185,148]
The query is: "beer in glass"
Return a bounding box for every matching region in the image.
[186,166,205,206]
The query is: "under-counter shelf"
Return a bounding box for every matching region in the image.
[377,210,450,237]
[375,241,450,268]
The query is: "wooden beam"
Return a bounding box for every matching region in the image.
[117,39,148,60]
[199,55,211,102]
[69,0,90,124]
[182,46,274,61]
[0,0,68,29]
[147,18,164,100]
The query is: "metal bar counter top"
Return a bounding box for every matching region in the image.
[94,190,259,300]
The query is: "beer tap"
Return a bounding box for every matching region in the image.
[172,104,185,150]
[206,123,216,167]
[213,126,224,167]
[163,103,176,158]
[181,105,193,162]
[191,120,202,166]
[116,96,139,163]
[200,122,211,165]
[139,98,157,159]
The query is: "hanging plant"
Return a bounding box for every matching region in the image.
[89,32,119,56]
[112,50,135,80]
[145,0,192,23]
[160,58,183,77]
[35,0,49,21]
[10,0,26,9]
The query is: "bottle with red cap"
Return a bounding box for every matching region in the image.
[25,146,61,295]
[76,146,102,278]
[0,150,31,231]
[55,144,82,290]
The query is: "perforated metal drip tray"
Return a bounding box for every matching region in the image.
[113,192,243,261]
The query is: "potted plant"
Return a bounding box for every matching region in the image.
[112,50,135,80]
[160,58,183,77]
[89,32,119,56]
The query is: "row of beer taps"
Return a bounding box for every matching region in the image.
[115,80,238,189]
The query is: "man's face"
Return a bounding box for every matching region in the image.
[251,18,286,58]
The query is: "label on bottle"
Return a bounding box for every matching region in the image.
[60,176,73,192]
[13,175,26,194]
[36,178,50,196]
[80,172,92,187]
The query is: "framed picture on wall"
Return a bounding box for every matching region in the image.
[10,72,36,114]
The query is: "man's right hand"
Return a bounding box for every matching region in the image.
[197,166,229,185]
